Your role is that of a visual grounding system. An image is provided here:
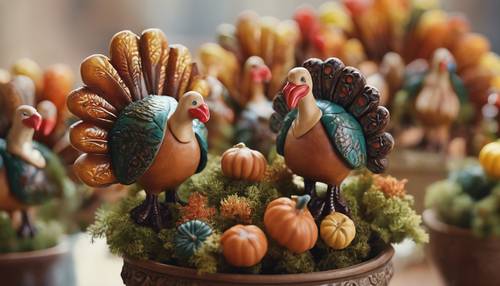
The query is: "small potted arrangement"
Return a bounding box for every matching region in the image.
[68,29,427,285]
[424,140,500,286]
[0,59,76,286]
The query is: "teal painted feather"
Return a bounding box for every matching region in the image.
[276,99,367,169]
[193,119,208,173]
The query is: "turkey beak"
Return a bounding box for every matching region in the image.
[22,113,43,131]
[39,118,57,136]
[283,81,310,109]
[189,103,210,123]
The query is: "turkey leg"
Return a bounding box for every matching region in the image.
[329,185,351,217]
[17,210,37,238]
[130,193,170,232]
[304,179,326,220]
[165,189,178,204]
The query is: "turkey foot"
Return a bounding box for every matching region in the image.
[130,193,170,232]
[330,185,350,217]
[17,210,37,238]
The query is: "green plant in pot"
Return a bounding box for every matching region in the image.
[424,140,500,286]
[70,29,427,286]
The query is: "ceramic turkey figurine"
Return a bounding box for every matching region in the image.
[199,44,275,154]
[0,105,69,238]
[224,10,299,98]
[0,76,57,139]
[234,56,276,155]
[271,58,393,219]
[68,29,210,231]
[405,48,467,151]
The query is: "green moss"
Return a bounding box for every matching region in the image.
[342,171,428,244]
[472,185,500,237]
[190,233,221,274]
[88,191,177,262]
[275,250,316,274]
[0,211,62,253]
[425,180,474,228]
[363,189,428,244]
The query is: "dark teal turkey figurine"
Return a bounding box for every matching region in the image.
[0,105,69,238]
[68,29,210,231]
[271,58,394,219]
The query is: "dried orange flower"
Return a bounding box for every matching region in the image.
[220,195,252,224]
[373,175,407,198]
[178,192,216,225]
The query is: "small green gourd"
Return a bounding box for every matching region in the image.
[174,220,212,258]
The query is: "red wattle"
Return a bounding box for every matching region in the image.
[22,114,42,131]
[250,66,271,83]
[189,103,210,123]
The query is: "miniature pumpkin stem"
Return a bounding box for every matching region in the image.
[292,194,311,210]
[233,142,247,148]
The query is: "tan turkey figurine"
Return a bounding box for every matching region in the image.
[234,56,276,155]
[0,105,70,237]
[271,58,393,219]
[400,48,468,150]
[68,29,210,231]
[200,11,299,154]
[199,44,275,154]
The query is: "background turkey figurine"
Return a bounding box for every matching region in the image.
[0,59,75,150]
[199,10,300,155]
[0,105,72,238]
[394,48,468,152]
[271,57,393,220]
[68,29,210,231]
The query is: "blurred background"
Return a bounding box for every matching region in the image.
[0,0,499,80]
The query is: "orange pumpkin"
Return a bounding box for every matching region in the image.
[263,195,318,253]
[221,224,268,267]
[221,143,267,181]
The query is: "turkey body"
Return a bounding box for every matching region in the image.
[415,75,460,127]
[138,122,200,195]
[284,123,350,186]
[0,139,61,211]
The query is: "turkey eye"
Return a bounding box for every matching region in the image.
[191,100,197,106]
[300,77,306,83]
[22,112,27,116]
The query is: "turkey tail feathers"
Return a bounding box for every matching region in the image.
[140,29,170,95]
[269,91,288,133]
[69,29,205,187]
[110,30,144,101]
